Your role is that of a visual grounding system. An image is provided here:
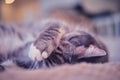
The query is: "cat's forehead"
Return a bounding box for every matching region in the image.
[63,31,90,40]
[61,31,96,47]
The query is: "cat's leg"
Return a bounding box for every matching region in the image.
[28,22,68,61]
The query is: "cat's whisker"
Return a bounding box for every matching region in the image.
[31,61,38,69]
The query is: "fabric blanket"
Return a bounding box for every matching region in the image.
[0,62,120,80]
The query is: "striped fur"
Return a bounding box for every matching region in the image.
[0,20,108,70]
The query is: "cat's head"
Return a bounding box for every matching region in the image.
[59,31,108,63]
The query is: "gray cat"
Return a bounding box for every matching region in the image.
[0,20,108,70]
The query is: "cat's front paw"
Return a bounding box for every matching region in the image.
[28,43,48,61]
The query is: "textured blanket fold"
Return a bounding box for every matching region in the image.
[0,62,120,80]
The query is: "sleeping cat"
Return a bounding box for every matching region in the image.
[0,20,108,70]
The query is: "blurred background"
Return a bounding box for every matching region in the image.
[0,0,120,62]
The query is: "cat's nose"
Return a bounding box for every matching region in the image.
[28,43,43,61]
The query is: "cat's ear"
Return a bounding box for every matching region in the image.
[84,45,107,58]
[76,45,107,58]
